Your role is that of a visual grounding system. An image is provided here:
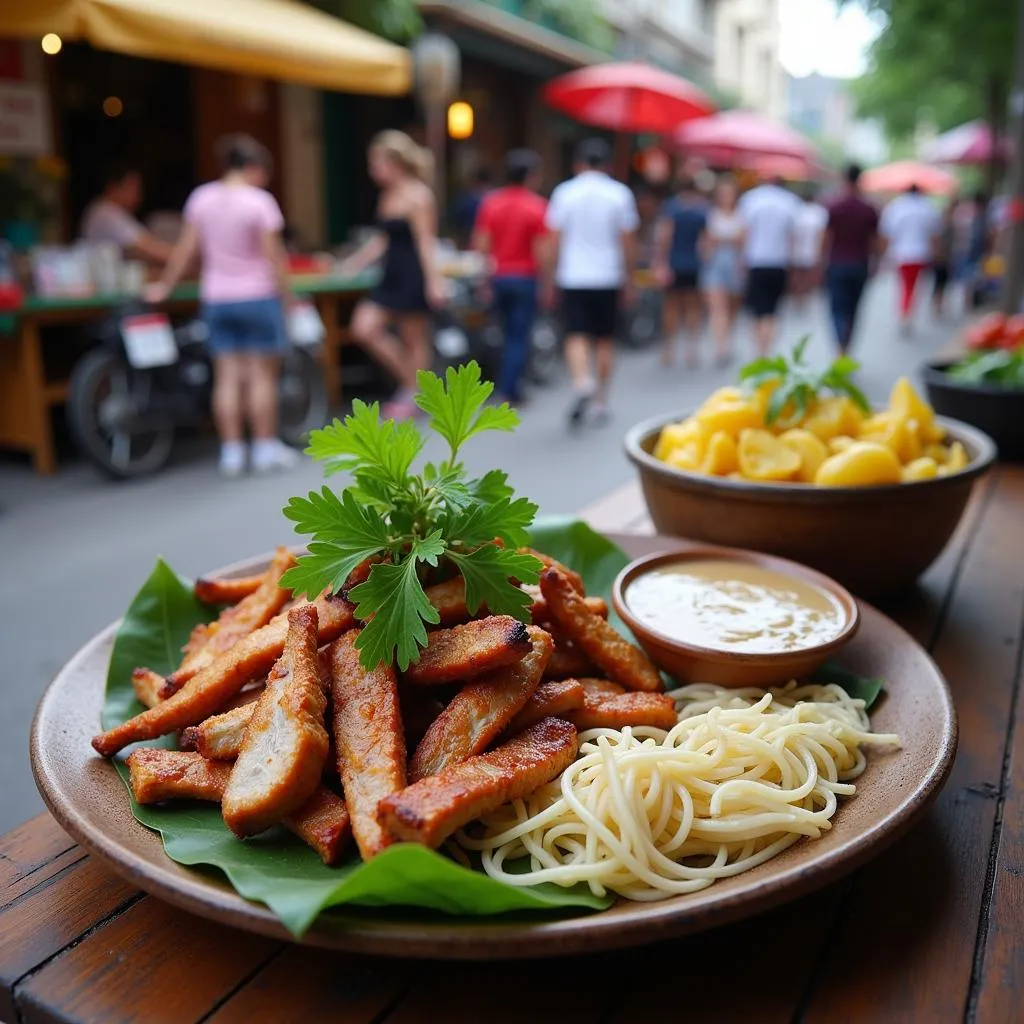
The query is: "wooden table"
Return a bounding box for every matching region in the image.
[3,468,1023,1023]
[0,274,373,475]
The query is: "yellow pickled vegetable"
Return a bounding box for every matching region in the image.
[890,377,943,443]
[779,429,830,483]
[696,398,763,439]
[655,419,707,461]
[802,396,865,442]
[829,436,855,453]
[945,441,969,473]
[902,457,939,482]
[695,386,744,415]
[701,431,740,476]
[738,429,801,481]
[815,442,902,487]
[665,446,701,471]
[858,411,922,464]
[925,443,949,465]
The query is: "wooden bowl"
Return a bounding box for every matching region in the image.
[624,414,996,597]
[612,546,859,687]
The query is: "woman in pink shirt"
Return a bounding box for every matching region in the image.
[149,134,297,476]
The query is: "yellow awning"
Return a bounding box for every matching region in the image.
[2,0,412,95]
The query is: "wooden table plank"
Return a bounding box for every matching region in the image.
[205,947,422,1024]
[803,466,1024,1023]
[16,898,281,1024]
[0,816,78,895]
[972,624,1024,1024]
[0,858,140,1023]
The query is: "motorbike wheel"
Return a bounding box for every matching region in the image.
[66,349,175,479]
[279,346,329,448]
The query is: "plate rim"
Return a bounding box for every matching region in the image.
[30,535,959,959]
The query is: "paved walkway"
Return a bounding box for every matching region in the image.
[0,271,962,831]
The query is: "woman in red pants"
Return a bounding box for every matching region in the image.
[879,184,942,335]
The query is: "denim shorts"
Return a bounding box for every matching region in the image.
[202,297,287,356]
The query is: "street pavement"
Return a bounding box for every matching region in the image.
[0,271,962,832]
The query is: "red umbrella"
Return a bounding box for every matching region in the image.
[920,120,1010,166]
[860,160,957,196]
[543,61,715,134]
[674,109,816,163]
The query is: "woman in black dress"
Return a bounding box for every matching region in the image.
[340,131,445,419]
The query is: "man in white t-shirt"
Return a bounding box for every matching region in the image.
[791,188,828,310]
[738,177,800,354]
[79,164,173,265]
[879,184,941,333]
[545,138,639,428]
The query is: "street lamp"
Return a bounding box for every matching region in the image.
[412,33,461,213]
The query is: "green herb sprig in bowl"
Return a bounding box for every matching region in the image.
[281,362,543,671]
[740,337,871,427]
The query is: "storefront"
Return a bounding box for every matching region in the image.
[1,0,411,248]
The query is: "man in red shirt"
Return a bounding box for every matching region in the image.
[473,149,548,404]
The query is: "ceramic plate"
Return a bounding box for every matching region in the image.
[31,534,957,959]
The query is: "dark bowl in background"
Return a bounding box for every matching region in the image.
[921,360,1024,461]
[624,413,997,597]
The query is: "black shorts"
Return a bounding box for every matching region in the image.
[670,270,700,292]
[745,267,788,318]
[561,288,619,339]
[933,262,950,291]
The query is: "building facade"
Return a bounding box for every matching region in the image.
[787,72,888,167]
[712,0,785,120]
[602,0,716,86]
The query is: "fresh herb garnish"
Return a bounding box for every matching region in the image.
[947,347,1024,388]
[281,362,542,671]
[739,337,871,426]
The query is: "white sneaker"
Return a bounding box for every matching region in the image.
[219,443,247,478]
[251,438,300,473]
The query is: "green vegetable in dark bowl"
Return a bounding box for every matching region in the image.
[946,348,1024,389]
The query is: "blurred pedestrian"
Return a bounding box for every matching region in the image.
[147,134,297,476]
[739,175,799,355]
[700,175,745,366]
[80,162,173,265]
[339,130,445,421]
[652,174,707,368]
[932,196,958,320]
[879,183,941,335]
[454,166,493,247]
[473,148,548,405]
[546,138,639,429]
[822,163,879,354]
[790,186,828,309]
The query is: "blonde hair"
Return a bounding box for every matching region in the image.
[371,130,434,185]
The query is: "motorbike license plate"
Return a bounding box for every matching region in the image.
[121,314,178,369]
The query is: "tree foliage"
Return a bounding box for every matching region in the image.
[848,0,1015,142]
[308,0,422,41]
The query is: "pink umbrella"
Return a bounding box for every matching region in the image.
[920,120,1010,166]
[543,62,716,134]
[860,160,958,196]
[673,109,816,163]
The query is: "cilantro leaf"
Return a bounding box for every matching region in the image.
[415,363,519,460]
[448,547,541,619]
[471,469,515,505]
[449,496,539,549]
[306,400,423,484]
[349,533,445,670]
[281,489,391,597]
[281,361,540,670]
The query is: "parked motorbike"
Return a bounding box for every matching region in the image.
[67,303,327,479]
